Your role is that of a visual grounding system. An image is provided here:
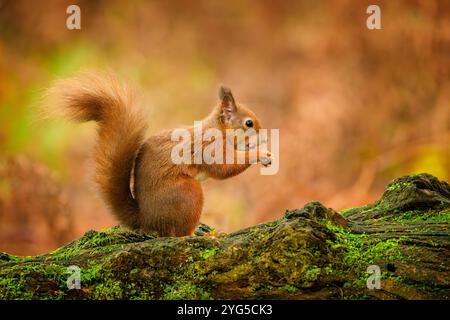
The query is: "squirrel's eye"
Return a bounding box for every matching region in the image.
[245,119,254,128]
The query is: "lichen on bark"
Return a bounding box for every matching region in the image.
[0,173,449,300]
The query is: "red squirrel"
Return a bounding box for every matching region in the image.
[46,72,271,236]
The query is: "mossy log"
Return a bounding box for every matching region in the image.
[0,174,449,300]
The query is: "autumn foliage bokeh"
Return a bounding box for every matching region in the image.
[0,0,449,255]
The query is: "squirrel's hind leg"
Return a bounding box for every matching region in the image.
[138,177,203,237]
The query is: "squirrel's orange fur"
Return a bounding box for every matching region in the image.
[46,72,270,236]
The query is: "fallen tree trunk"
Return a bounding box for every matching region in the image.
[0,173,449,300]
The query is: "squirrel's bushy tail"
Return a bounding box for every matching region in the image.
[45,72,147,228]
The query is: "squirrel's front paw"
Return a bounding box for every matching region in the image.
[261,157,271,167]
[260,154,272,167]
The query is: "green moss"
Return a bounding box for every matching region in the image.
[339,207,357,215]
[279,284,299,293]
[47,227,154,263]
[303,266,321,282]
[386,181,414,191]
[93,280,124,299]
[200,247,218,259]
[386,274,449,299]
[80,262,104,284]
[359,202,389,215]
[0,262,67,299]
[325,221,402,266]
[0,227,160,300]
[0,253,22,262]
[91,271,156,300]
[0,274,34,299]
[163,283,212,300]
[392,209,450,223]
[323,220,403,287]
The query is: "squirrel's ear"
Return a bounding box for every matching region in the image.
[219,86,237,123]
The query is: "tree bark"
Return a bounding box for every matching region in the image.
[0,173,448,300]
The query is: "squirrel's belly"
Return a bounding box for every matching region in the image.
[195,171,209,181]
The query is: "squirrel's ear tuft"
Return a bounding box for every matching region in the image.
[219,86,237,123]
[219,86,232,100]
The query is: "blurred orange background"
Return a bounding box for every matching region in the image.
[0,0,449,255]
